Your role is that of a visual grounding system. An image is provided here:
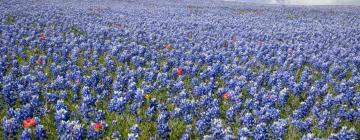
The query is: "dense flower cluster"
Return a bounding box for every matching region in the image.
[0,0,359,139]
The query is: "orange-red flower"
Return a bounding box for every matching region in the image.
[39,33,46,40]
[177,67,183,76]
[113,23,124,30]
[23,118,36,128]
[95,122,103,131]
[223,92,231,100]
[164,44,172,49]
[231,35,237,43]
[223,41,228,48]
[35,57,41,65]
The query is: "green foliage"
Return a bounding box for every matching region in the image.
[237,9,256,15]
[280,92,300,118]
[169,119,186,139]
[70,25,85,36]
[345,69,352,80]
[285,124,301,140]
[5,15,16,25]
[356,84,360,92]
[99,54,106,65]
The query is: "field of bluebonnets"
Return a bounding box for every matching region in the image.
[1,0,360,139]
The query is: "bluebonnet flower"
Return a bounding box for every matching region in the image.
[157,109,170,139]
[79,87,96,121]
[291,96,315,120]
[171,107,182,118]
[329,127,358,140]
[112,130,122,139]
[52,75,68,90]
[2,83,17,107]
[203,135,214,140]
[95,110,105,122]
[210,118,230,139]
[128,133,139,140]
[2,0,360,139]
[108,96,127,114]
[310,104,322,119]
[321,94,333,109]
[70,47,80,61]
[348,108,358,120]
[55,99,68,110]
[19,91,31,104]
[336,105,351,120]
[20,129,32,140]
[183,114,193,124]
[258,105,280,123]
[128,124,140,139]
[70,121,85,140]
[59,90,67,100]
[2,117,20,139]
[72,89,80,103]
[180,125,192,140]
[224,134,236,140]
[238,127,252,139]
[57,121,71,139]
[205,101,221,118]
[270,119,288,138]
[172,80,185,94]
[30,95,41,109]
[19,104,34,121]
[332,117,341,129]
[241,113,255,128]
[317,109,330,130]
[129,90,145,115]
[35,124,46,140]
[300,133,319,140]
[278,88,288,107]
[253,123,268,140]
[196,115,211,135]
[55,108,70,123]
[226,106,236,122]
[291,118,313,133]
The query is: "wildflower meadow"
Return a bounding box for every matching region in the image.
[0,0,360,139]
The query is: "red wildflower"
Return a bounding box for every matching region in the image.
[113,23,124,30]
[177,67,183,76]
[223,41,228,48]
[23,118,36,128]
[75,79,81,84]
[39,33,46,40]
[223,92,231,100]
[231,35,237,43]
[164,43,172,49]
[95,122,103,131]
[35,57,41,65]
